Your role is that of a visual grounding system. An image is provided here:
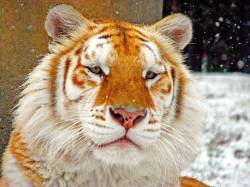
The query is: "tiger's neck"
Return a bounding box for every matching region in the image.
[5,130,180,187]
[38,153,180,187]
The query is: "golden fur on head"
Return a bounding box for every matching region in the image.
[1,4,206,187]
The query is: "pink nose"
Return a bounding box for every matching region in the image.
[109,108,147,129]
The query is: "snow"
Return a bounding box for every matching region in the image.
[215,22,220,27]
[219,17,224,22]
[215,33,220,42]
[183,73,250,187]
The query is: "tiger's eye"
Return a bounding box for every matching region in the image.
[87,66,104,75]
[145,71,158,80]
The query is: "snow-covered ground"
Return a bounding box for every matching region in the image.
[183,73,250,187]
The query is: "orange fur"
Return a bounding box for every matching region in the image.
[180,177,209,187]
[8,131,43,186]
[0,178,9,187]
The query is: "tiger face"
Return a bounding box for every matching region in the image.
[56,23,175,163]
[63,25,175,165]
[11,5,202,179]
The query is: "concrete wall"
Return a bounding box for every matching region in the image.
[0,0,163,170]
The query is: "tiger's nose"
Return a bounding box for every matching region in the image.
[109,107,147,129]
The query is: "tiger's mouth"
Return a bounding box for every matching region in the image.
[98,136,141,150]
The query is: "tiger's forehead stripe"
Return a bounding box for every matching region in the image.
[95,22,150,44]
[94,23,155,110]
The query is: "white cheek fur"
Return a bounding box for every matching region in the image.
[65,61,85,100]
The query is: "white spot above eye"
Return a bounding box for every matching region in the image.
[141,42,161,66]
[141,47,155,68]
[140,41,166,89]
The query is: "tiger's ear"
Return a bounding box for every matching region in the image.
[45,4,90,41]
[150,13,192,49]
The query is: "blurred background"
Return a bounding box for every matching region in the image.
[0,0,249,186]
[165,0,250,73]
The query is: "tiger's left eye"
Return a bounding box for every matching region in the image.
[87,66,104,75]
[145,71,158,80]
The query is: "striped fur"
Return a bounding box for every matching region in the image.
[1,4,205,187]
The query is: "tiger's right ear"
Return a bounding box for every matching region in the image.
[149,13,192,50]
[45,4,90,41]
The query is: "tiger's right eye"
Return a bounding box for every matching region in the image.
[145,71,158,80]
[87,66,104,75]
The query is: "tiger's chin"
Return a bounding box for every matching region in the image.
[93,139,145,165]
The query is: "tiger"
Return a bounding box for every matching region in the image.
[0,4,208,187]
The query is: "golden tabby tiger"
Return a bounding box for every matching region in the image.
[0,4,208,187]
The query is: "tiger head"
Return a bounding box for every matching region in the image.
[17,4,203,175]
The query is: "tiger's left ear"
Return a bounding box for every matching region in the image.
[150,13,192,49]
